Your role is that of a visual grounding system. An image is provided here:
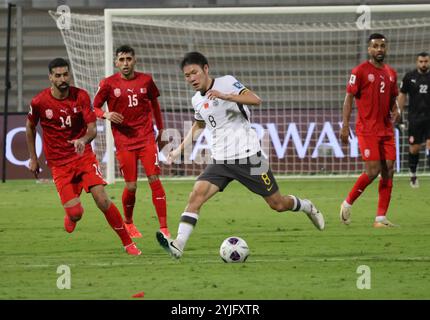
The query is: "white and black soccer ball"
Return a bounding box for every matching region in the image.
[219,236,249,263]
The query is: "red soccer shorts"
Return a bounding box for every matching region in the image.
[116,143,161,182]
[51,152,107,205]
[357,135,396,161]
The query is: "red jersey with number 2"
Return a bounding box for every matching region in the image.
[93,72,160,151]
[27,87,96,167]
[346,61,398,137]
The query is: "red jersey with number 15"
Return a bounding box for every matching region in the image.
[346,61,398,137]
[93,72,160,151]
[27,87,96,167]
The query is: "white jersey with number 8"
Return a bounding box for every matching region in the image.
[192,75,261,161]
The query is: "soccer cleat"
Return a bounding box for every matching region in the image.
[340,201,352,225]
[302,199,325,231]
[124,223,142,238]
[160,227,171,238]
[410,176,419,188]
[124,242,142,256]
[156,231,183,259]
[373,218,398,228]
[64,214,76,233]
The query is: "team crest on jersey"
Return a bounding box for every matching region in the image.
[368,74,375,82]
[203,102,209,109]
[114,88,121,97]
[364,149,370,158]
[140,88,147,94]
[45,109,53,119]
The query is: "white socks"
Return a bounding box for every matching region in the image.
[289,195,311,213]
[343,200,352,208]
[175,212,199,250]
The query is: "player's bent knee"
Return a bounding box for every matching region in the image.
[65,203,84,222]
[147,175,159,184]
[125,180,137,192]
[96,198,111,212]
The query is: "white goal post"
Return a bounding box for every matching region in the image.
[51,5,430,184]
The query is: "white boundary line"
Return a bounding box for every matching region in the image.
[21,255,430,268]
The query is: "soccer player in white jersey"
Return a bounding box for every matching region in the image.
[156,52,325,259]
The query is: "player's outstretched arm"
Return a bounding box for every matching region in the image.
[68,122,97,155]
[206,89,262,106]
[340,93,354,145]
[167,121,205,164]
[25,119,40,178]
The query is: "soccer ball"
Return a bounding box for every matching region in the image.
[219,236,249,263]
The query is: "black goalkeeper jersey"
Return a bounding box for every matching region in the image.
[400,69,430,120]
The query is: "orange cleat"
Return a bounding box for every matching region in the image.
[124,223,142,238]
[160,227,171,238]
[64,214,76,233]
[125,242,142,256]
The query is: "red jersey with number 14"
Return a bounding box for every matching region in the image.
[27,87,96,167]
[346,61,398,137]
[93,72,160,151]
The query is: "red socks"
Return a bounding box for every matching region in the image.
[346,173,372,205]
[377,178,393,216]
[150,179,167,229]
[102,202,132,247]
[122,188,136,224]
[121,181,167,229]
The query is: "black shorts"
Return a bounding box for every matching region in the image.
[408,118,430,145]
[196,152,279,197]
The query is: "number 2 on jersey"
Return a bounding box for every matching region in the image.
[380,81,385,93]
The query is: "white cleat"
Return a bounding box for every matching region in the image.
[340,201,352,225]
[410,177,419,189]
[302,199,325,231]
[156,231,183,259]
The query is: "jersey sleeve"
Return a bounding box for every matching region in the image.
[80,90,97,124]
[400,72,410,94]
[224,75,248,95]
[346,66,361,96]
[27,97,40,126]
[93,78,110,118]
[147,76,160,100]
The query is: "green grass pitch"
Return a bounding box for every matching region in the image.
[1,177,429,300]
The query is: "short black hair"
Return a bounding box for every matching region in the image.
[116,45,135,56]
[180,51,209,70]
[417,51,429,58]
[368,33,386,43]
[48,58,69,73]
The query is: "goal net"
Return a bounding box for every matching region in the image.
[50,6,430,182]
